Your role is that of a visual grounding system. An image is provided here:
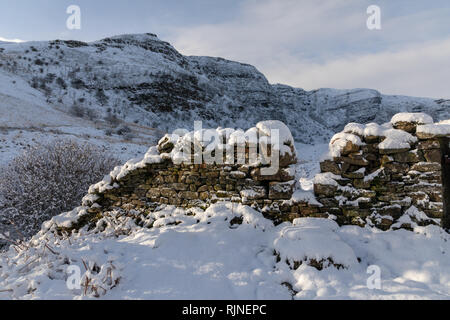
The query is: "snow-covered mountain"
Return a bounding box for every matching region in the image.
[0,33,448,145]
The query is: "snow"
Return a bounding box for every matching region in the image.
[344,122,389,138]
[339,118,418,152]
[275,218,358,269]
[1,203,449,300]
[378,129,418,150]
[363,168,384,183]
[256,120,294,146]
[417,124,450,137]
[329,132,364,157]
[89,146,162,194]
[313,172,340,186]
[291,190,323,206]
[391,113,434,125]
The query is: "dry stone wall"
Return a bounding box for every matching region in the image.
[72,114,449,232]
[314,113,450,229]
[83,121,309,225]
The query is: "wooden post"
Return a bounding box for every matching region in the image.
[441,137,450,230]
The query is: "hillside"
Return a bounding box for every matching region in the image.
[0,33,448,147]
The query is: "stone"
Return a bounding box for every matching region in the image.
[377,205,402,219]
[199,191,209,201]
[279,150,298,167]
[164,175,177,183]
[314,184,337,197]
[423,149,441,163]
[215,190,231,198]
[179,191,199,200]
[160,188,177,198]
[320,160,341,175]
[353,178,371,189]
[365,136,381,143]
[393,121,417,133]
[300,206,320,216]
[379,147,410,155]
[197,185,209,193]
[146,188,161,198]
[383,162,410,174]
[269,181,295,200]
[240,186,267,200]
[250,167,294,182]
[172,183,189,191]
[205,171,219,178]
[418,140,440,150]
[342,170,364,179]
[158,136,175,154]
[341,141,360,155]
[230,171,247,179]
[380,155,394,165]
[341,156,369,166]
[393,151,423,163]
[410,162,441,172]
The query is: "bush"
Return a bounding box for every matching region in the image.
[85,108,98,121]
[56,77,67,89]
[116,125,131,136]
[69,104,86,118]
[104,113,121,126]
[0,140,120,239]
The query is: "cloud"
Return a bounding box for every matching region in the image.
[262,38,450,99]
[0,36,25,43]
[168,0,450,98]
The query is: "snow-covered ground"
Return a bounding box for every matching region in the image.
[0,203,448,300]
[0,69,158,166]
[1,133,448,300]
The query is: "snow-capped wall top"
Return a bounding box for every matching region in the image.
[391,112,434,125]
[416,123,450,139]
[377,129,417,151]
[329,132,364,158]
[89,121,297,195]
[256,120,294,146]
[159,120,297,164]
[327,112,444,158]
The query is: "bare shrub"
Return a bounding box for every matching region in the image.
[85,108,98,121]
[0,140,120,239]
[116,125,131,136]
[104,113,121,126]
[69,104,86,118]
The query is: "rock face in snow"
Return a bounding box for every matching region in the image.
[0,33,449,144]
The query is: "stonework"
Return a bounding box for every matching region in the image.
[314,113,449,230]
[72,114,449,232]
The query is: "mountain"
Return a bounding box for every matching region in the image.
[0,33,448,145]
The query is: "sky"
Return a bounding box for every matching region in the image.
[1,0,449,98]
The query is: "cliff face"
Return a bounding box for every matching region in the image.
[0,33,449,144]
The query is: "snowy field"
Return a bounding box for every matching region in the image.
[1,143,449,300]
[0,203,449,300]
